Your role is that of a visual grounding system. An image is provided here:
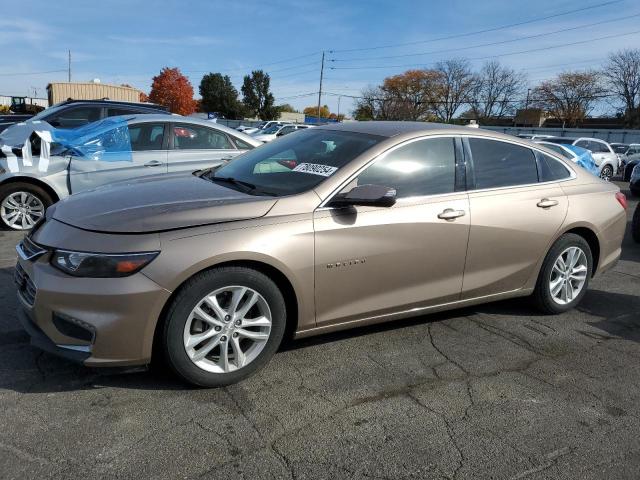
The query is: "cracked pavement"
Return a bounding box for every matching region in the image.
[1,182,639,479]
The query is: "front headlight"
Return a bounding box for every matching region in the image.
[51,250,159,278]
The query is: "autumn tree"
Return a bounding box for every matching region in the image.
[199,73,243,119]
[278,103,297,113]
[380,69,441,120]
[602,49,640,127]
[532,71,603,127]
[468,60,526,121]
[148,67,196,115]
[303,105,330,118]
[241,70,278,120]
[430,59,476,122]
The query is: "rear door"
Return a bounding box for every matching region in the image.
[167,123,239,173]
[69,121,168,193]
[461,137,568,299]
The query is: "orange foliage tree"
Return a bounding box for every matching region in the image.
[148,67,196,115]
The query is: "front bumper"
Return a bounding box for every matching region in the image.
[16,249,172,367]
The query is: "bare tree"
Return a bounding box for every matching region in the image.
[468,60,526,121]
[430,59,476,122]
[379,69,440,120]
[532,71,603,128]
[602,49,640,127]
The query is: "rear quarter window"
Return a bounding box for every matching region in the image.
[468,138,538,189]
[536,151,572,182]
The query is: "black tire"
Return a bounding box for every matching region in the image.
[632,204,640,244]
[600,165,614,182]
[162,266,286,387]
[0,182,53,231]
[533,234,593,314]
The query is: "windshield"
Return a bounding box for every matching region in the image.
[29,103,68,121]
[261,125,282,134]
[210,128,383,196]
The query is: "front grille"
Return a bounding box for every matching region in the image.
[14,263,36,306]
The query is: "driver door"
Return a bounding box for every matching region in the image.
[313,136,470,327]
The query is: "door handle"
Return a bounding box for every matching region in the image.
[537,198,559,208]
[437,208,466,220]
[144,160,163,167]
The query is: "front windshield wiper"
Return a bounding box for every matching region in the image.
[208,175,258,192]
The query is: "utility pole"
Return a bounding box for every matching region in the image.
[337,95,341,121]
[525,88,531,109]
[68,50,71,82]
[317,51,324,123]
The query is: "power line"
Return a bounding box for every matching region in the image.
[0,69,66,77]
[330,13,640,63]
[329,29,640,70]
[328,0,622,53]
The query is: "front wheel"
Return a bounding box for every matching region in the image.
[162,267,286,387]
[600,165,614,182]
[533,234,593,314]
[0,183,52,230]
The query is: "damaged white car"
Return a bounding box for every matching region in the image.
[0,115,260,230]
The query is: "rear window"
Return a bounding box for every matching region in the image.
[469,138,538,189]
[537,152,572,182]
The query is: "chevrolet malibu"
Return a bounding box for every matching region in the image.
[15,122,627,387]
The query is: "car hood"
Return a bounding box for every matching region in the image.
[51,173,278,233]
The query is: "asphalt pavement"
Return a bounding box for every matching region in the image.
[1,182,639,480]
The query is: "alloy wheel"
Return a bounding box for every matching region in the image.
[0,192,45,230]
[183,286,272,373]
[549,246,588,305]
[600,166,613,182]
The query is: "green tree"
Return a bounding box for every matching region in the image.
[278,103,297,113]
[199,73,243,119]
[241,70,278,120]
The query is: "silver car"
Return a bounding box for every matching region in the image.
[0,115,261,230]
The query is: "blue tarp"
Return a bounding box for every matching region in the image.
[564,144,600,177]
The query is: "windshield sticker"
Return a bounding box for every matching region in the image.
[292,163,338,177]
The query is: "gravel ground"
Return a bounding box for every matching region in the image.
[0,182,639,480]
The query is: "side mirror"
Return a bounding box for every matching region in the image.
[330,184,397,208]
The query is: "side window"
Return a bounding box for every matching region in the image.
[173,125,233,150]
[469,138,538,189]
[107,107,142,117]
[575,140,590,149]
[128,123,165,151]
[594,142,610,153]
[48,106,100,128]
[537,152,572,182]
[354,137,456,198]
[233,138,255,150]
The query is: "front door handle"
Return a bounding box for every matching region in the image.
[537,198,559,208]
[438,208,466,220]
[144,160,163,167]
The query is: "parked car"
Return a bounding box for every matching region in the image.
[0,99,169,148]
[236,125,259,135]
[623,154,640,182]
[255,121,284,131]
[252,124,311,143]
[0,115,260,230]
[536,141,600,177]
[15,122,627,387]
[543,137,618,181]
[630,163,640,197]
[610,143,630,156]
[517,134,554,140]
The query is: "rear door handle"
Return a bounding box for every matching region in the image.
[438,208,466,220]
[144,160,163,167]
[537,198,559,208]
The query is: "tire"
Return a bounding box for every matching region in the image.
[600,165,614,182]
[162,266,286,387]
[533,234,593,314]
[632,204,640,244]
[0,182,53,231]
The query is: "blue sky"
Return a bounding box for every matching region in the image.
[2,0,640,116]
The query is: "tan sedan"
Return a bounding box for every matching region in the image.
[15,122,627,386]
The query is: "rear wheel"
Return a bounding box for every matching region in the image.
[533,234,593,314]
[0,183,52,230]
[600,165,614,182]
[162,267,286,387]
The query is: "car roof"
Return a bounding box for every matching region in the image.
[316,121,486,138]
[52,99,168,111]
